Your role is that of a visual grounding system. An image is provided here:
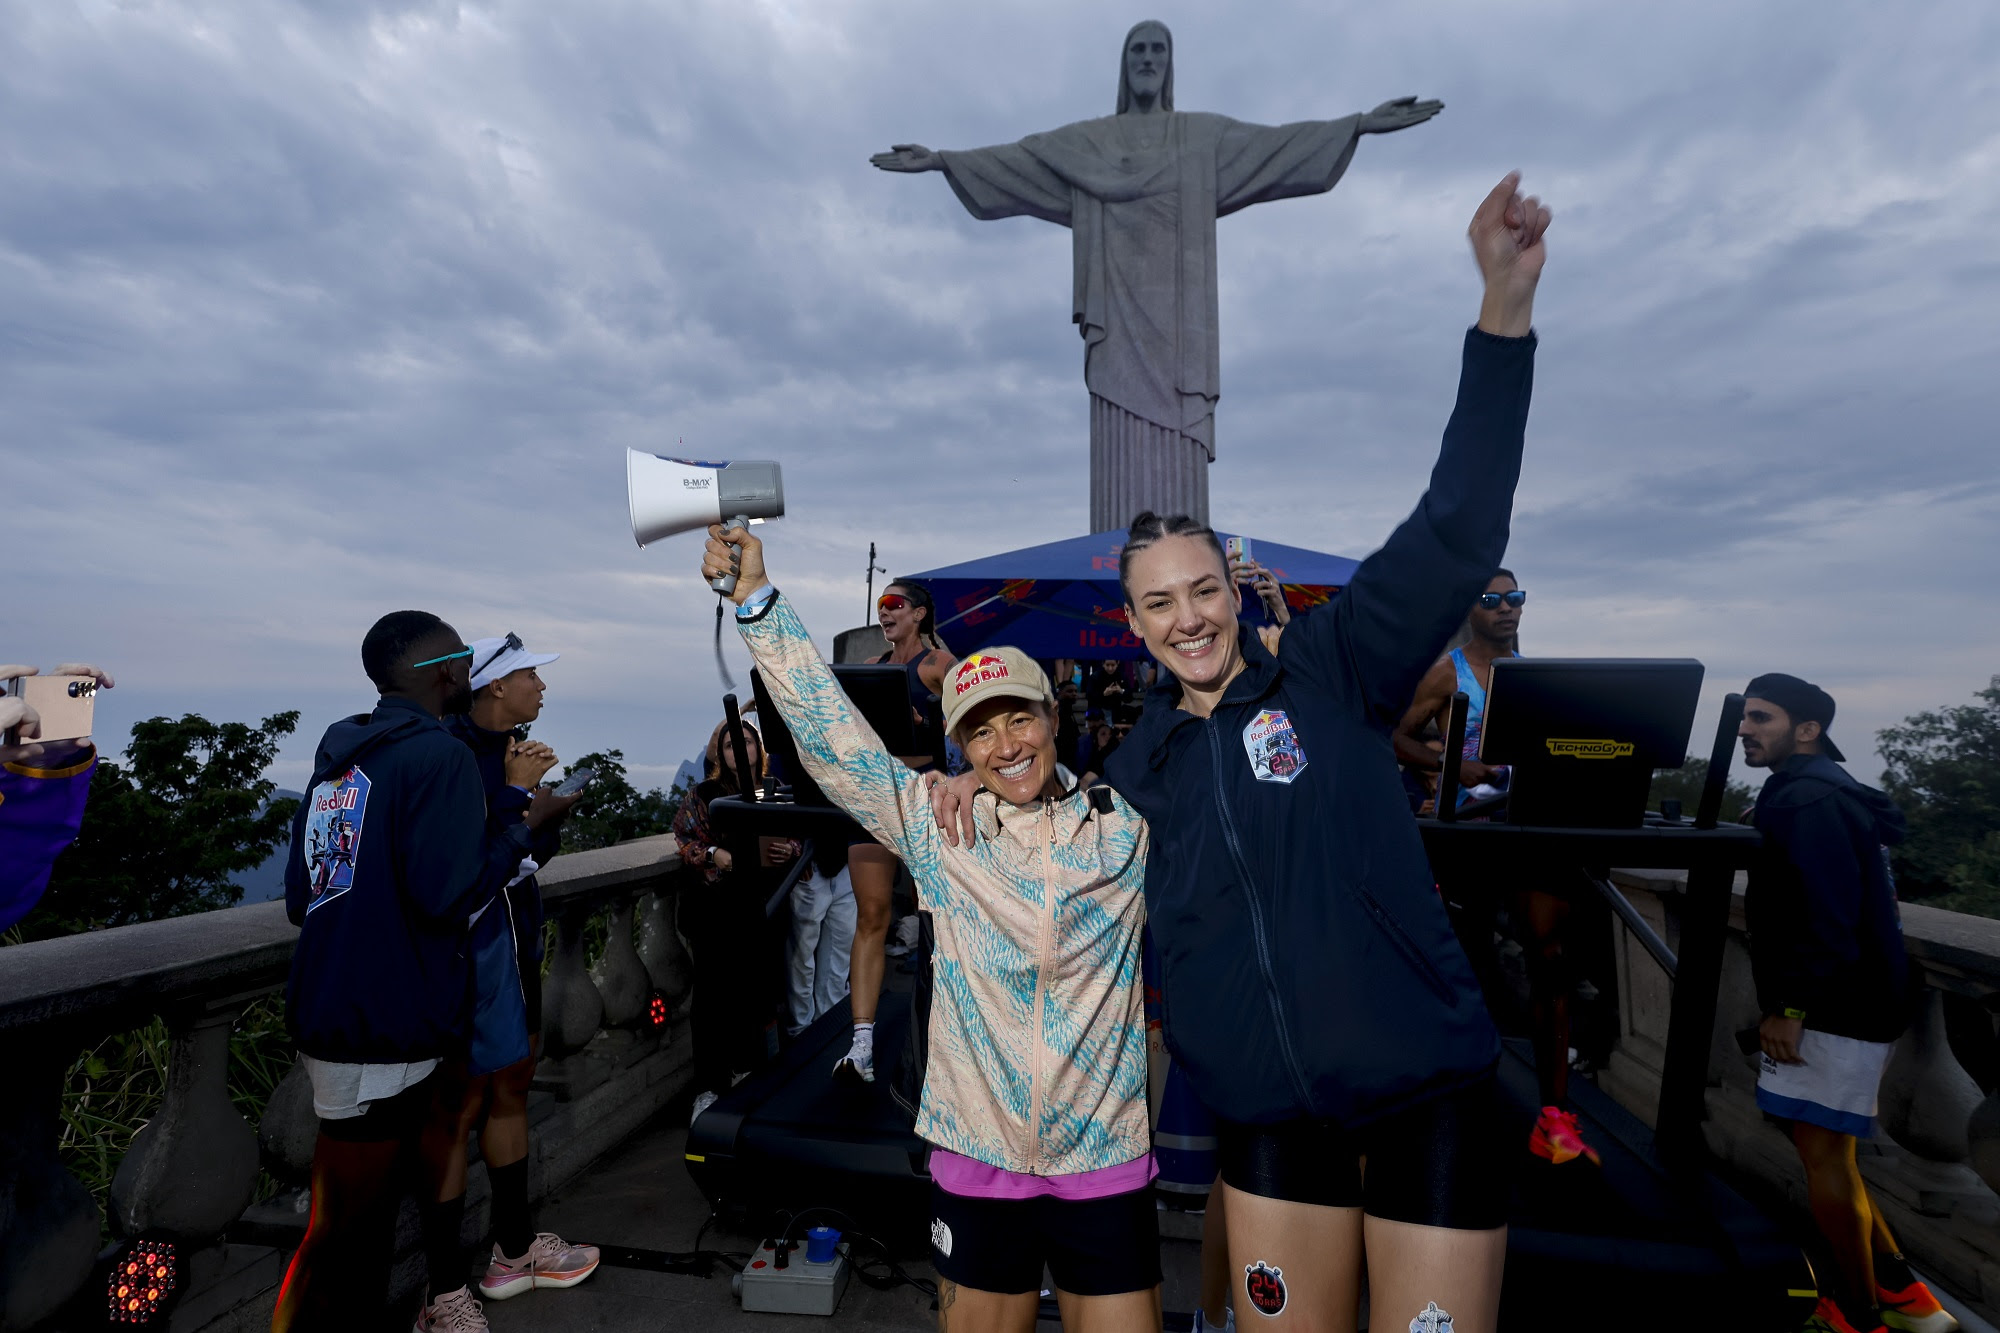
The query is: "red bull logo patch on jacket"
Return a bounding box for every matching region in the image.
[1242,709,1308,784]
[303,765,371,913]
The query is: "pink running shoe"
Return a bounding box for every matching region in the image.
[413,1286,488,1331]
[477,1232,601,1301]
[1528,1105,1601,1166]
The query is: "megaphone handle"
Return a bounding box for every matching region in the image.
[709,515,748,595]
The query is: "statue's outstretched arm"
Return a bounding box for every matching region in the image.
[1358,97,1443,135]
[869,144,943,173]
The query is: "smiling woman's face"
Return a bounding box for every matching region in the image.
[1123,533,1243,695]
[956,697,1060,806]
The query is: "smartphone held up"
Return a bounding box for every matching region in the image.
[3,674,98,747]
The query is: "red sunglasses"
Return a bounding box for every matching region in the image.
[877,594,913,612]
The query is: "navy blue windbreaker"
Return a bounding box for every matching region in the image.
[1746,753,1910,1043]
[284,696,534,1063]
[1106,327,1533,1128]
[441,713,557,966]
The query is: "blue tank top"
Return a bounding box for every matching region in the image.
[1449,646,1518,807]
[1449,647,1488,762]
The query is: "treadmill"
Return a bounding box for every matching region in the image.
[1422,661,1813,1329]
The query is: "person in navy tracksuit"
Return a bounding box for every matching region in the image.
[273,611,562,1333]
[1104,174,1550,1333]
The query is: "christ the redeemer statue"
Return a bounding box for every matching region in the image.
[872,20,1441,529]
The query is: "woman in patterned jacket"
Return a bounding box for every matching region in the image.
[702,525,1160,1333]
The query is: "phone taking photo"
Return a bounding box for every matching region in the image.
[1224,535,1251,569]
[552,768,597,798]
[4,674,98,747]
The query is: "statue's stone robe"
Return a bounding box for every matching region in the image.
[939,111,1361,526]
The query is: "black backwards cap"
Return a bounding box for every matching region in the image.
[1744,672,1846,763]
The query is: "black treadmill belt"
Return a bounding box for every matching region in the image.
[730,993,918,1135]
[1492,1038,1814,1326]
[1497,1045,1705,1246]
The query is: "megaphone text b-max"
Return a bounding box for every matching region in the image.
[626,450,784,594]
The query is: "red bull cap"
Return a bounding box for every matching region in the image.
[942,647,1054,737]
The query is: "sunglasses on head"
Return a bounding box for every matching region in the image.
[473,631,524,679]
[1477,590,1527,610]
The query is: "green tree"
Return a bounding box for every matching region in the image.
[556,748,684,854]
[1878,676,2000,918]
[1648,757,1755,823]
[16,711,301,940]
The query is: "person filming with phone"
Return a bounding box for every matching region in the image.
[1,661,115,933]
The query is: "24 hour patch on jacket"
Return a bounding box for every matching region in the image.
[1243,709,1309,784]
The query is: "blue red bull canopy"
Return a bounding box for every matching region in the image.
[907,528,1361,661]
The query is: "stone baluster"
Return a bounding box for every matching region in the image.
[109,1001,261,1242]
[1880,981,1988,1216]
[1969,1088,2000,1197]
[637,887,692,1018]
[539,898,605,1062]
[258,1060,318,1186]
[590,892,650,1029]
[1882,984,1985,1163]
[0,1034,101,1330]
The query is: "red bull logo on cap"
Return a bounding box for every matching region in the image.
[953,653,1012,697]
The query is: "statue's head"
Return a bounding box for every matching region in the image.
[1116,20,1173,114]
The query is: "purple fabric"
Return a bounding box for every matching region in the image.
[0,750,97,932]
[929,1148,1158,1201]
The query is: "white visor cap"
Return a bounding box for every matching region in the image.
[469,636,560,691]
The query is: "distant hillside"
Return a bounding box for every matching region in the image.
[231,790,301,903]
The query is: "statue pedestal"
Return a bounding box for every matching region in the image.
[1090,398,1210,531]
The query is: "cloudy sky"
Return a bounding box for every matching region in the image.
[6,0,1997,793]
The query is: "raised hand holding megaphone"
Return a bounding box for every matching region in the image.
[702,524,770,607]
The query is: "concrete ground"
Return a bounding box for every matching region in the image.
[483,1103,1211,1332]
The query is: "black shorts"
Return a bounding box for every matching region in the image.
[928,1183,1160,1296]
[1216,1074,1512,1230]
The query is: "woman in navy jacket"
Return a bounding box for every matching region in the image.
[1105,175,1551,1333]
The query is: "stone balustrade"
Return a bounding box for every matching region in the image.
[1599,868,2000,1325]
[0,835,692,1331]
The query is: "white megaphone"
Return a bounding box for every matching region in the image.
[626,450,784,594]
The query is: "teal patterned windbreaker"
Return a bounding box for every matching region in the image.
[739,592,1152,1176]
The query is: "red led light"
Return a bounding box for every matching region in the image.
[105,1237,179,1324]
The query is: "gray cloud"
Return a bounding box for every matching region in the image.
[4,0,1996,790]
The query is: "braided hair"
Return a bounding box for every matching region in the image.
[1116,511,1228,598]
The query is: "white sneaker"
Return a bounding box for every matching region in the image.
[691,1089,720,1125]
[414,1285,488,1331]
[1193,1310,1235,1333]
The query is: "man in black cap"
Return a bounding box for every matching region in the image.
[1738,674,1955,1333]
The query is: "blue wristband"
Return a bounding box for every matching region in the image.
[736,585,778,617]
